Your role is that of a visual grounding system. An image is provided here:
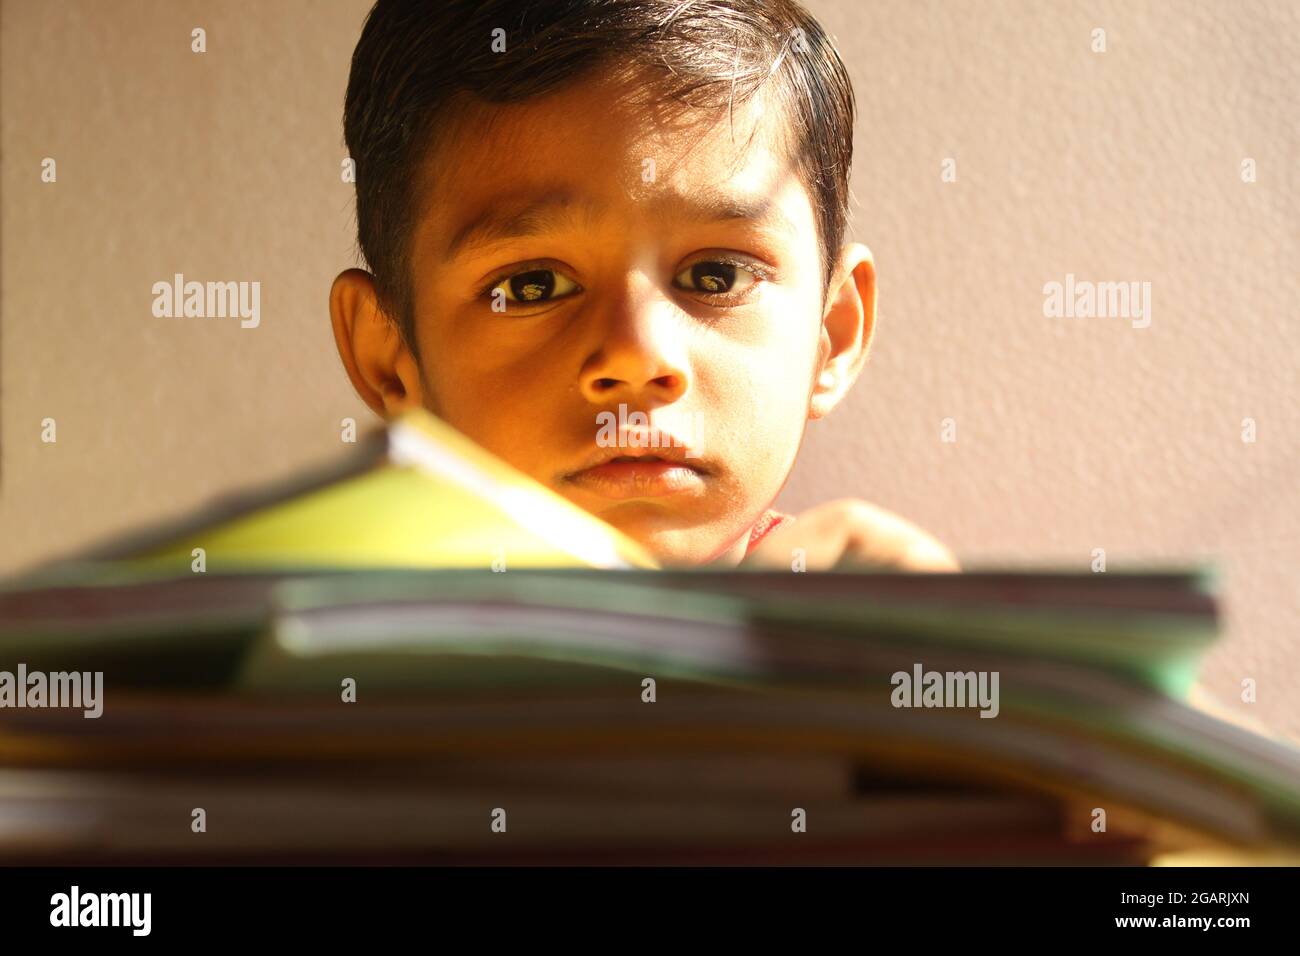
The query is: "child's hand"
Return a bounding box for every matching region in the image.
[742,499,960,572]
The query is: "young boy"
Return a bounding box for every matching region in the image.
[330,0,957,571]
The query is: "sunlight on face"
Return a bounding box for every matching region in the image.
[407,67,828,565]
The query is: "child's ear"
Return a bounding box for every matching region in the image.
[809,243,876,420]
[329,268,425,418]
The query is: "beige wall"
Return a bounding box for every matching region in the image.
[2,1,1297,735]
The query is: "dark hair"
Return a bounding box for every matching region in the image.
[343,0,856,356]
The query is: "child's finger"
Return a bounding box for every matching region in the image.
[742,499,959,572]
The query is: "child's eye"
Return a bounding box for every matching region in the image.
[488,267,581,305]
[672,258,768,301]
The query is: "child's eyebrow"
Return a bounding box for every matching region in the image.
[442,186,789,262]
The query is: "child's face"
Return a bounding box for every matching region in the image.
[360,68,870,565]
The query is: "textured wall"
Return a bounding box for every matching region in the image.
[2,1,1296,735]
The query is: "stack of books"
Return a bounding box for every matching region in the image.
[1,410,1297,864]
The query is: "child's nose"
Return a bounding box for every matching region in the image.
[578,290,691,405]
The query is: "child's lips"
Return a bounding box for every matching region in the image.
[564,453,709,500]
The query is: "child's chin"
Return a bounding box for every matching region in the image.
[568,497,742,566]
[616,521,744,568]
[643,541,722,568]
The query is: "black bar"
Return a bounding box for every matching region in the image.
[0,865,1286,942]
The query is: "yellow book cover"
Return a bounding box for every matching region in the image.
[96,409,657,574]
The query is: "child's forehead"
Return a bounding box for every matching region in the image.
[417,78,806,254]
[427,70,792,207]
